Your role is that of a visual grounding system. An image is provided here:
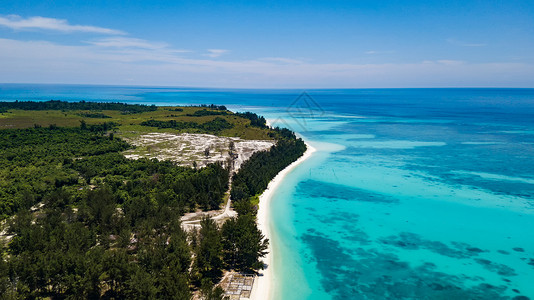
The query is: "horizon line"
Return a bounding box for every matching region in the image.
[2,82,534,90]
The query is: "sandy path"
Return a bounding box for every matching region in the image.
[250,142,316,300]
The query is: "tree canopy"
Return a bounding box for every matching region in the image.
[0,100,157,114]
[0,102,307,299]
[140,117,234,133]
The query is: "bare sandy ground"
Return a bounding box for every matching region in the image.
[250,142,316,300]
[122,132,274,170]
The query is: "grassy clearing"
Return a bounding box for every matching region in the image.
[0,106,273,140]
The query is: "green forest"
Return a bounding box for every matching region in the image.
[231,129,306,202]
[140,117,234,134]
[0,100,157,114]
[0,101,306,299]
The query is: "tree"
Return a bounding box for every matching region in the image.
[230,185,249,202]
[233,199,254,216]
[157,268,191,300]
[221,214,268,273]
[195,217,223,282]
[0,252,14,298]
[200,278,228,300]
[83,187,117,235]
[100,249,130,297]
[124,268,158,299]
[228,141,235,153]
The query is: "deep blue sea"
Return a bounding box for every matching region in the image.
[2,84,534,299]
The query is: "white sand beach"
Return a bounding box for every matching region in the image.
[250,142,316,300]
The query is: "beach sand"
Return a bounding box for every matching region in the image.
[250,142,316,300]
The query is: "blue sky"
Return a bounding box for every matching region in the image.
[1,0,533,88]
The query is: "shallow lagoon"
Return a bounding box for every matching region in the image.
[266,94,534,299]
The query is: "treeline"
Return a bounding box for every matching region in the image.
[196,104,227,111]
[186,109,229,117]
[78,112,112,118]
[231,127,307,202]
[140,117,234,133]
[235,112,267,128]
[0,100,157,114]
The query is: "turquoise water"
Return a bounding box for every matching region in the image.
[2,85,534,299]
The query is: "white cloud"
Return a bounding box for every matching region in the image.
[0,15,125,35]
[436,60,465,66]
[86,37,167,49]
[260,57,304,64]
[85,37,190,54]
[204,49,229,58]
[0,37,532,88]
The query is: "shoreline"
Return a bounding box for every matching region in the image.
[250,142,316,300]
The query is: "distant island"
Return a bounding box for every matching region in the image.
[0,100,306,299]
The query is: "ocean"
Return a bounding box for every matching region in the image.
[1,84,534,299]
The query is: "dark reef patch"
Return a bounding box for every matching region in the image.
[296,179,398,204]
[309,211,360,226]
[306,211,370,245]
[301,233,513,300]
[340,224,371,245]
[467,247,486,253]
[378,232,517,277]
[474,259,517,277]
[379,232,488,259]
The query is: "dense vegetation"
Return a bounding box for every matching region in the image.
[235,112,267,128]
[140,117,234,133]
[1,192,194,299]
[195,104,227,111]
[0,125,127,218]
[0,100,157,114]
[0,124,241,299]
[78,112,112,118]
[186,109,229,117]
[0,102,306,299]
[231,127,307,202]
[0,125,230,219]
